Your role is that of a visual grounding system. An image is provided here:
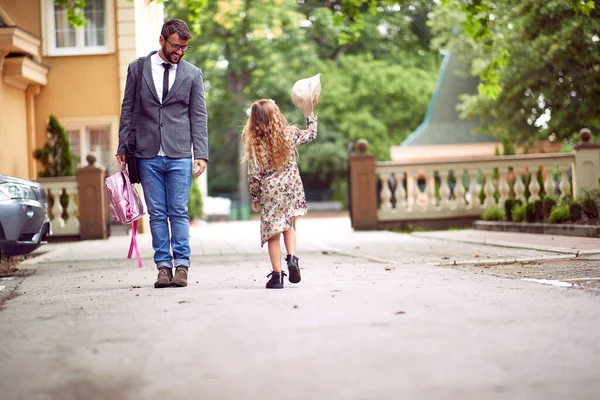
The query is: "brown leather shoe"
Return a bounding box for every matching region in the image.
[171,267,188,287]
[154,267,173,288]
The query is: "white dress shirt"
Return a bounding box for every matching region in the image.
[151,52,177,156]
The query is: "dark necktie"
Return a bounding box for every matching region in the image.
[162,62,171,102]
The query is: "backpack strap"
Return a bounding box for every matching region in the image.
[127,220,142,268]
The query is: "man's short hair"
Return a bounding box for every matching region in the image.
[161,19,192,41]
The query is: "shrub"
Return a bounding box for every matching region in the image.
[504,198,515,221]
[512,203,527,222]
[558,193,573,206]
[482,205,505,221]
[33,115,75,178]
[542,195,557,220]
[548,204,570,224]
[580,189,599,221]
[501,135,516,156]
[525,202,537,222]
[188,182,203,220]
[331,178,349,210]
[533,199,544,221]
[582,196,599,220]
[569,201,583,223]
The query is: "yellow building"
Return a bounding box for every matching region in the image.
[0,0,164,180]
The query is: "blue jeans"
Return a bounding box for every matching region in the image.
[138,156,192,269]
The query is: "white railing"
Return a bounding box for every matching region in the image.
[37,177,80,237]
[375,153,575,221]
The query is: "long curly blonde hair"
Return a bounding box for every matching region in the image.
[242,99,290,171]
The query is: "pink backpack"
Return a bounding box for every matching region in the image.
[105,165,145,267]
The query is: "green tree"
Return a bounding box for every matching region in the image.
[296,1,440,195]
[58,0,441,199]
[165,0,439,197]
[302,0,599,147]
[33,115,75,178]
[312,54,436,161]
[429,1,599,145]
[166,0,317,197]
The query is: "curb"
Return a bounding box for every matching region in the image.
[474,220,600,238]
[436,253,590,267]
[410,232,600,257]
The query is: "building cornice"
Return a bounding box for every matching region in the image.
[3,56,48,90]
[0,26,42,62]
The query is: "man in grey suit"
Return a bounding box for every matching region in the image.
[116,19,208,288]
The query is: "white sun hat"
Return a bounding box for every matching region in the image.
[291,73,321,117]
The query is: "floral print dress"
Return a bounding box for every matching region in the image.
[248,115,318,247]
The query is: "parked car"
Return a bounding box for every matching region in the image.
[0,174,51,256]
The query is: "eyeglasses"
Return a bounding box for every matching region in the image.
[164,38,190,52]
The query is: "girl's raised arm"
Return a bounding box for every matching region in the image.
[293,115,318,146]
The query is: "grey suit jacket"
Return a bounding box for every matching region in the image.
[117,51,208,161]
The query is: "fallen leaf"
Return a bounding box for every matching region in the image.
[384,266,396,271]
[395,311,406,315]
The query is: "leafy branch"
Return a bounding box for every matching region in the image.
[55,0,208,32]
[439,0,596,100]
[54,0,87,27]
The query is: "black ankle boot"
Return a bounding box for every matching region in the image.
[266,271,286,289]
[286,255,301,284]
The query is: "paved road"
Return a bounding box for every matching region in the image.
[0,217,599,400]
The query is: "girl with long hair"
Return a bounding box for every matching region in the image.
[242,96,318,288]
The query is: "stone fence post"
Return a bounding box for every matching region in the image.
[349,139,378,230]
[76,154,108,240]
[572,128,600,197]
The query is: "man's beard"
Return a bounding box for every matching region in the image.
[162,45,181,64]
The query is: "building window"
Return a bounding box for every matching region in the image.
[68,125,113,173]
[67,129,82,167]
[42,0,114,56]
[61,116,119,174]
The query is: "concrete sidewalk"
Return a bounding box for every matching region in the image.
[23,216,599,268]
[1,216,599,400]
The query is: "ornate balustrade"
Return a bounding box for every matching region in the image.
[376,153,574,222]
[37,177,80,237]
[348,129,600,230]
